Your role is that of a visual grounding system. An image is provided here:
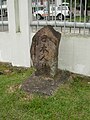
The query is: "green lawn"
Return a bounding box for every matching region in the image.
[69,16,90,22]
[0,65,90,120]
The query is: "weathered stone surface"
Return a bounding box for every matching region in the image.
[30,25,61,77]
[22,70,71,96]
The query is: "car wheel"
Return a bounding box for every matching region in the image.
[57,14,64,20]
[36,14,41,20]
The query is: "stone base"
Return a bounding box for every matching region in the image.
[21,69,71,96]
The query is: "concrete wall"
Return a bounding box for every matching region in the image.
[59,34,90,76]
[0,0,31,67]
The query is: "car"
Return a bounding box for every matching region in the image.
[61,2,69,6]
[59,4,74,18]
[33,5,72,20]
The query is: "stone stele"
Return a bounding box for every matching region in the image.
[30,25,61,77]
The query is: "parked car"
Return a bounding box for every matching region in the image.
[61,2,69,6]
[33,5,73,20]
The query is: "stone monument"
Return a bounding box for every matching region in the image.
[30,25,61,77]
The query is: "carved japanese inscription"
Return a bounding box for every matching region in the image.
[30,25,61,77]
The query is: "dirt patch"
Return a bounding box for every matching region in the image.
[0,62,28,75]
[21,69,72,96]
[7,84,22,93]
[20,94,34,101]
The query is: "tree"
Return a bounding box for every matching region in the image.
[79,0,88,16]
[66,0,89,16]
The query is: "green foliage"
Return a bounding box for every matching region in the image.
[65,0,90,6]
[0,66,90,120]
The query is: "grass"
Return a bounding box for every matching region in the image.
[69,16,90,22]
[0,64,90,120]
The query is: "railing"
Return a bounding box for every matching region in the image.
[31,0,90,35]
[0,0,8,31]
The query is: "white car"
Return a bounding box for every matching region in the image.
[33,5,71,20]
[61,2,69,6]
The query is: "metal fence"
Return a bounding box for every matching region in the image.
[31,0,90,35]
[0,0,8,31]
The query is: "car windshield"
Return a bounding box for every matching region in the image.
[58,6,68,10]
